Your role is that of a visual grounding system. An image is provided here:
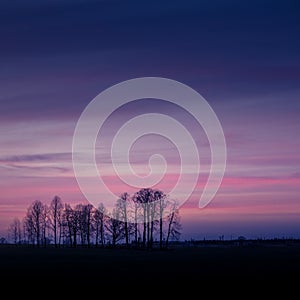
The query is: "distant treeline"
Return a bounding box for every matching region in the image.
[5,188,182,249]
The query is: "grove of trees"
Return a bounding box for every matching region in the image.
[7,188,182,250]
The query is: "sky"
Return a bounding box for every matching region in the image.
[0,0,300,240]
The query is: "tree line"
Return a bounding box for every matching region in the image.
[7,188,182,249]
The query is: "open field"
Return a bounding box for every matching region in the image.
[1,242,300,287]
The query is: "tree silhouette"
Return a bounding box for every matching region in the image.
[7,189,183,249]
[118,192,131,247]
[105,205,125,247]
[49,195,63,247]
[8,217,22,244]
[76,203,94,247]
[24,200,46,247]
[63,203,80,247]
[165,205,182,249]
[133,188,153,248]
[93,202,107,247]
[153,190,167,250]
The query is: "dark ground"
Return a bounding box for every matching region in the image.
[1,242,300,289]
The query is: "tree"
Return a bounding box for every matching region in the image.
[49,195,63,247]
[165,204,182,249]
[133,188,152,248]
[7,188,183,248]
[117,192,131,247]
[63,203,80,247]
[133,188,167,249]
[8,217,22,244]
[24,200,46,247]
[132,198,140,245]
[105,205,125,247]
[77,203,94,247]
[93,202,107,247]
[153,190,167,250]
[40,202,49,247]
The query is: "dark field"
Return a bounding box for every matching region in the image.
[1,242,300,287]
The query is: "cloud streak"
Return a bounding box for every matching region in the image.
[0,152,71,163]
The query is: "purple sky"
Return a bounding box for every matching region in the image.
[0,0,300,240]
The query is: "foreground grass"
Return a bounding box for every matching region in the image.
[1,243,300,286]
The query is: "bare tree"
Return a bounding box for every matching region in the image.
[40,203,49,247]
[133,188,168,249]
[24,200,46,247]
[85,204,94,247]
[153,190,167,249]
[132,199,140,245]
[63,203,80,247]
[62,203,72,246]
[23,214,35,244]
[105,207,125,247]
[49,195,63,247]
[117,192,131,247]
[93,202,107,247]
[8,217,22,244]
[165,204,182,249]
[133,188,153,248]
[77,204,94,247]
[6,188,182,248]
